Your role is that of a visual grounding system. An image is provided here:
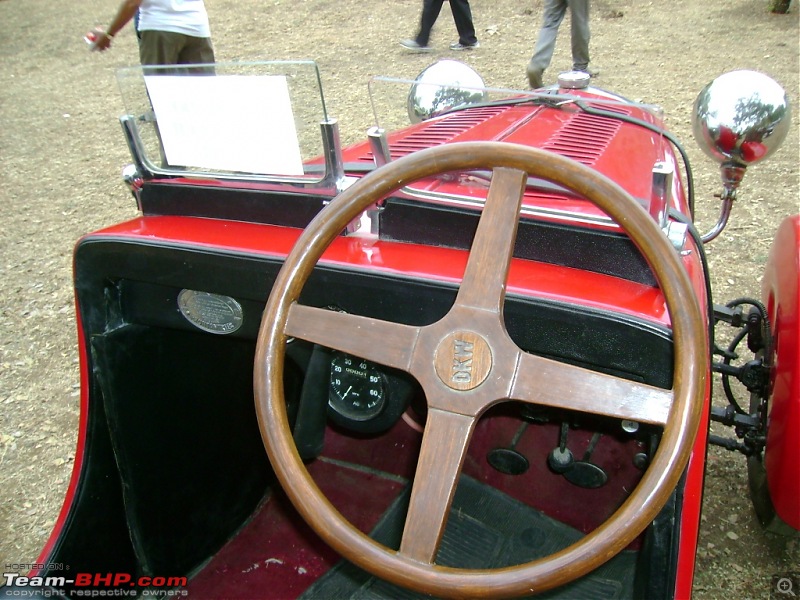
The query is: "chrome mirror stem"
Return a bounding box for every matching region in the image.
[701,163,745,243]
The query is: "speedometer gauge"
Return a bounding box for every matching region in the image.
[329,352,387,421]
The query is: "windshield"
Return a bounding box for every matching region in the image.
[116,60,330,181]
[115,59,669,209]
[366,75,668,214]
[368,75,666,145]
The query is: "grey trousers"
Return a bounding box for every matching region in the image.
[528,0,590,72]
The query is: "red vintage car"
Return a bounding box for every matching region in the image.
[2,60,796,599]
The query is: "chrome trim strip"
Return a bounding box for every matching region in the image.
[399,185,618,228]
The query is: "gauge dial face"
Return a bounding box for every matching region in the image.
[329,352,386,421]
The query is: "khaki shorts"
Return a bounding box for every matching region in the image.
[139,30,215,71]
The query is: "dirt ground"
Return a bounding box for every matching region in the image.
[0,0,798,597]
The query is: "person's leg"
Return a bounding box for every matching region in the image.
[138,30,184,67]
[527,0,567,87]
[417,0,445,46]
[449,0,478,46]
[178,35,215,73]
[528,0,568,72]
[569,0,590,72]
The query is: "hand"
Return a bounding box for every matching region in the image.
[85,29,113,52]
[94,31,114,51]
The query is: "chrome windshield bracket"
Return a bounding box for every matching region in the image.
[650,161,673,229]
[368,126,392,167]
[320,118,349,192]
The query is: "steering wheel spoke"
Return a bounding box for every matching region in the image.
[510,352,673,426]
[286,303,420,371]
[456,167,528,314]
[400,408,476,564]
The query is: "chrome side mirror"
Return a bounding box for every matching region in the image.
[407,60,488,123]
[692,70,791,242]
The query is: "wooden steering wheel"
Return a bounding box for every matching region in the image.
[254,142,707,598]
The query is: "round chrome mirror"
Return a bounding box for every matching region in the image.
[692,70,791,167]
[407,60,488,123]
[693,71,791,243]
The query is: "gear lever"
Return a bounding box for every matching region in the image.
[547,421,574,473]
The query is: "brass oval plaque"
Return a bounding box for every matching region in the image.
[178,289,243,335]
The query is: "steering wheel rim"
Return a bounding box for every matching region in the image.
[254,142,707,599]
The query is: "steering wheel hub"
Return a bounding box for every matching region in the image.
[433,331,493,391]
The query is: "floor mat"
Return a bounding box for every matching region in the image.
[300,475,636,599]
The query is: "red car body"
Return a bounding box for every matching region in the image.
[760,215,800,531]
[3,62,796,599]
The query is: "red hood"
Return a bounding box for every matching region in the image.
[341,95,683,227]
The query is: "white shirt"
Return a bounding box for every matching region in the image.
[137,0,211,38]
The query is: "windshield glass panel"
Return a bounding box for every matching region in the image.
[367,75,667,215]
[117,60,329,181]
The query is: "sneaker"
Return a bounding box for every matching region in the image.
[574,66,600,78]
[526,65,544,89]
[449,40,480,50]
[400,39,432,53]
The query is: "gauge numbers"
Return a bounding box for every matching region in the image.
[329,352,386,421]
